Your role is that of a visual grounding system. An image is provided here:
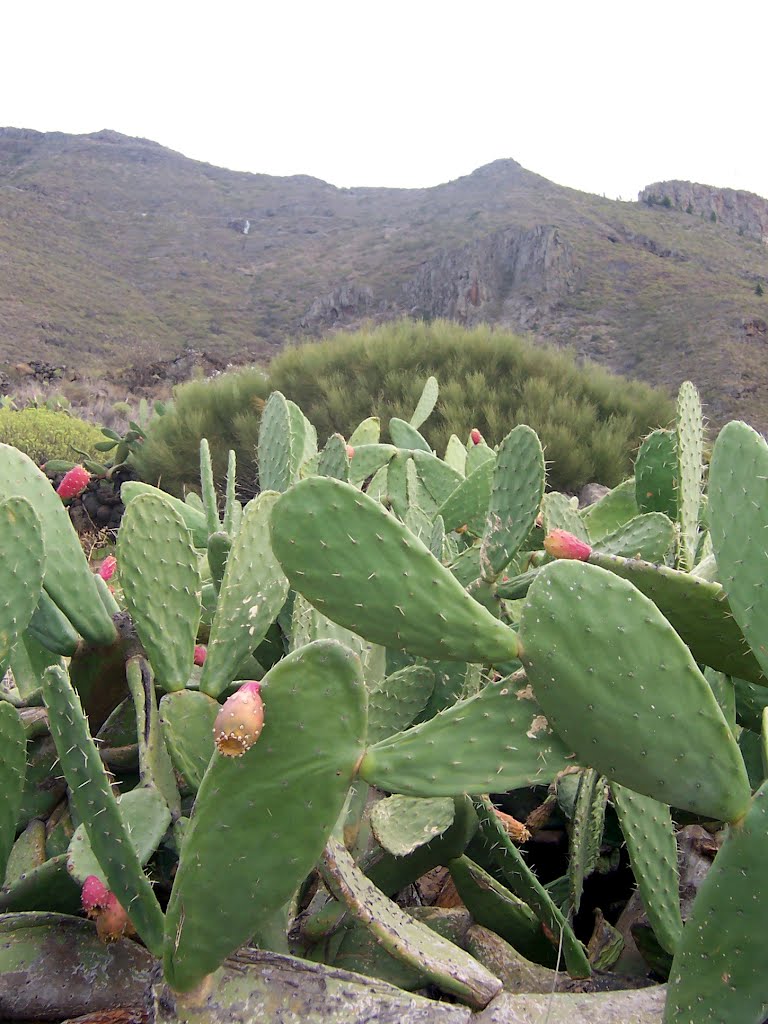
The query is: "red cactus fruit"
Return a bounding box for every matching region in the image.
[345,444,355,459]
[213,680,264,757]
[97,555,117,581]
[81,874,111,916]
[470,428,483,445]
[193,644,207,666]
[543,529,592,561]
[56,465,90,499]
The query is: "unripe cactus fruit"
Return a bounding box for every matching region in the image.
[96,895,136,942]
[193,644,207,667]
[56,465,90,499]
[82,875,135,942]
[543,529,592,561]
[470,428,483,445]
[346,444,355,459]
[213,680,264,757]
[97,554,117,581]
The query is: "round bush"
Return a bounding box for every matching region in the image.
[268,320,674,491]
[0,408,105,465]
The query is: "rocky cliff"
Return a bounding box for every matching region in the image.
[400,225,580,329]
[301,225,580,335]
[639,181,768,245]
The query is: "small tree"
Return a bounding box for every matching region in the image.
[757,282,764,297]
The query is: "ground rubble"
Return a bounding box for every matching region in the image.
[0,913,665,1024]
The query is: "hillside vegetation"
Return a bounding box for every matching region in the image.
[0,128,767,428]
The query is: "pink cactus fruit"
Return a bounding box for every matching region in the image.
[213,680,264,757]
[97,555,117,581]
[56,465,90,500]
[470,428,483,445]
[81,874,111,916]
[345,444,355,459]
[81,874,134,942]
[193,644,207,666]
[543,529,592,561]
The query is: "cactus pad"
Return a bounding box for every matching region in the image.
[610,783,682,956]
[480,425,545,579]
[41,665,165,955]
[709,421,768,681]
[0,445,115,646]
[0,497,46,678]
[118,493,202,692]
[164,639,367,992]
[320,837,501,1009]
[199,492,288,697]
[0,703,26,880]
[665,780,768,1023]
[370,795,455,856]
[159,689,218,792]
[66,785,171,885]
[271,476,519,664]
[359,674,571,796]
[520,560,751,822]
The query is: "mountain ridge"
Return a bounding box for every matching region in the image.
[1,127,767,429]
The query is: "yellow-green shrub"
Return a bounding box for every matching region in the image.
[0,409,105,465]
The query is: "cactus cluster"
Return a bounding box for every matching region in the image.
[0,379,766,1021]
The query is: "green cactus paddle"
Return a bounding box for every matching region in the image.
[164,640,367,992]
[117,492,202,692]
[0,446,115,646]
[520,560,751,822]
[271,477,519,664]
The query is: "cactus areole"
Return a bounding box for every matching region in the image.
[213,681,264,756]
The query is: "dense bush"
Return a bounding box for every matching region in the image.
[128,368,270,497]
[134,320,674,495]
[269,321,673,490]
[0,408,105,465]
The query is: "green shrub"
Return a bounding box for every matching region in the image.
[129,368,270,497]
[134,320,674,496]
[0,408,105,465]
[269,320,673,491]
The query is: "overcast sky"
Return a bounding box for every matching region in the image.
[4,0,766,201]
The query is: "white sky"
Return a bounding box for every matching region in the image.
[3,0,767,201]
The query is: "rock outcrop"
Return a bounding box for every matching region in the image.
[401,225,580,330]
[301,284,378,329]
[639,181,768,244]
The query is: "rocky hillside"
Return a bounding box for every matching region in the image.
[1,127,767,429]
[639,181,768,244]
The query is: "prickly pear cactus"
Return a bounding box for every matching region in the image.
[164,640,367,992]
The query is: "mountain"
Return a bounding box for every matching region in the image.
[1,127,767,429]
